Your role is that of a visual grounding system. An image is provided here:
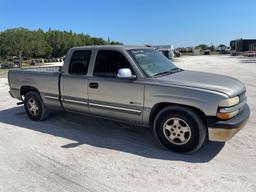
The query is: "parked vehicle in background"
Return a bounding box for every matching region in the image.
[152,45,175,60]
[8,45,250,153]
[243,51,256,57]
[174,49,181,57]
[30,59,37,65]
[204,49,211,55]
[193,49,201,55]
[217,45,231,54]
[176,47,193,55]
[29,57,63,65]
[230,39,256,56]
[0,64,13,69]
[13,59,21,67]
[0,62,20,69]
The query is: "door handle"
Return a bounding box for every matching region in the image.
[89,82,99,89]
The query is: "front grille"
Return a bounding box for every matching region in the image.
[239,91,246,102]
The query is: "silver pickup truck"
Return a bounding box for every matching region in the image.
[8,45,250,153]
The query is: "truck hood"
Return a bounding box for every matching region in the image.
[157,70,245,97]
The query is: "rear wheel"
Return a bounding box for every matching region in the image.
[24,91,49,121]
[153,105,206,153]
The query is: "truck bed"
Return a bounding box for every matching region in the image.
[8,66,62,103]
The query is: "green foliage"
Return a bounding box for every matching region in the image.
[0,28,122,59]
[209,45,216,52]
[195,44,216,52]
[195,44,208,50]
[218,44,226,48]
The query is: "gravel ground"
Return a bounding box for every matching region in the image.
[0,55,255,192]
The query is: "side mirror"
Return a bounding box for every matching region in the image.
[117,68,136,80]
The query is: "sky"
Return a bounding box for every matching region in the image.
[0,0,255,47]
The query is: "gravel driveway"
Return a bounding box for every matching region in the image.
[0,55,255,192]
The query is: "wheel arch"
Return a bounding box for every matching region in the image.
[20,86,41,100]
[149,102,207,128]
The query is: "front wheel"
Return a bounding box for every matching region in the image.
[153,105,206,153]
[24,91,49,121]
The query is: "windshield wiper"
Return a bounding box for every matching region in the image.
[170,68,183,72]
[153,71,173,77]
[153,68,183,77]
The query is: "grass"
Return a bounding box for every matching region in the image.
[0,69,8,78]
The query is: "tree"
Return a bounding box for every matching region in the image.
[209,45,216,52]
[30,29,52,58]
[0,28,32,66]
[0,28,122,61]
[196,44,208,50]
[217,44,227,50]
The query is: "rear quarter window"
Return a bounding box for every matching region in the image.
[69,50,91,75]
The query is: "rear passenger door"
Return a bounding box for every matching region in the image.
[88,50,144,125]
[61,50,91,113]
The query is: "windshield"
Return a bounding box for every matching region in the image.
[128,49,178,77]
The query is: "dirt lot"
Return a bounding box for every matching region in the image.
[0,55,255,192]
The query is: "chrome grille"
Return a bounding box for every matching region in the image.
[239,91,246,102]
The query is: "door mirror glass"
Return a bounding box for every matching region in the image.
[117,68,136,79]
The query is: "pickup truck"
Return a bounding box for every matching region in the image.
[8,45,250,153]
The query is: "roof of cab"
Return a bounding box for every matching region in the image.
[70,45,154,51]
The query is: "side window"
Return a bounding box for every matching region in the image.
[69,50,91,75]
[93,50,133,77]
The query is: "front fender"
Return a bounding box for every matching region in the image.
[142,84,228,127]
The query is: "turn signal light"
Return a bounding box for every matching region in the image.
[217,110,239,120]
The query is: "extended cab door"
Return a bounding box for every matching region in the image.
[60,49,92,113]
[88,50,144,125]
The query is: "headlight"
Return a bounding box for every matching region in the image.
[217,96,240,120]
[219,96,239,107]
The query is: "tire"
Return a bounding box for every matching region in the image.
[24,91,49,121]
[153,105,206,153]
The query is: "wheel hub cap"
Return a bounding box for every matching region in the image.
[27,98,39,116]
[163,117,192,145]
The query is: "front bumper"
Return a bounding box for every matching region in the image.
[207,104,250,142]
